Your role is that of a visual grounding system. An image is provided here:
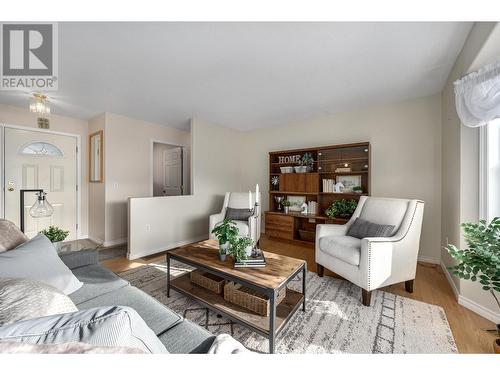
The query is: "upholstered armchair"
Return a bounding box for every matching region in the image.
[209,192,262,244]
[315,196,424,306]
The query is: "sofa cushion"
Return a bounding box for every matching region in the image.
[69,264,129,305]
[158,319,215,354]
[0,278,77,327]
[0,341,145,354]
[0,306,167,354]
[76,285,182,335]
[359,197,408,235]
[0,220,28,252]
[0,234,83,295]
[319,235,361,266]
[346,218,395,239]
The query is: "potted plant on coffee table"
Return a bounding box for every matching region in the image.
[40,226,70,251]
[211,219,239,261]
[229,236,254,263]
[325,199,358,220]
[445,217,500,353]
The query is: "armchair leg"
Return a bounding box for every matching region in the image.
[362,289,372,306]
[316,263,324,277]
[405,279,414,293]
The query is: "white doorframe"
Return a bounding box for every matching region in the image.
[149,139,187,197]
[0,123,82,239]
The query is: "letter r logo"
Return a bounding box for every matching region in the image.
[2,24,53,76]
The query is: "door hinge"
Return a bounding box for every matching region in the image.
[76,223,79,230]
[76,185,78,191]
[76,146,78,153]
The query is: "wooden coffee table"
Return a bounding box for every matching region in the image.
[166,240,307,353]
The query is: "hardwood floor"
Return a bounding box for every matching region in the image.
[102,235,498,353]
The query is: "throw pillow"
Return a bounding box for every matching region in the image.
[0,219,28,252]
[0,234,83,295]
[346,218,395,239]
[0,278,78,327]
[225,207,254,221]
[0,306,168,354]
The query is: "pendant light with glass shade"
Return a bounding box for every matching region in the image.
[19,190,54,233]
[29,191,54,217]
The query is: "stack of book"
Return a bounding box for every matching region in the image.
[322,179,335,192]
[234,250,267,268]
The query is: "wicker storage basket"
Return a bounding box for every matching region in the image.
[224,281,286,316]
[190,270,225,295]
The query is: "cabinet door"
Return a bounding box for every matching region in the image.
[279,173,318,193]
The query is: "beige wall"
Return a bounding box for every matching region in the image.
[441,22,500,322]
[0,103,90,237]
[103,112,191,245]
[128,118,242,259]
[239,95,443,262]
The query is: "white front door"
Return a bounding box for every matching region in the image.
[163,147,183,196]
[4,128,78,239]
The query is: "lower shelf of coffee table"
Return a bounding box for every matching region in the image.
[170,273,304,335]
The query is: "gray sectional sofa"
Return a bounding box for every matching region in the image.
[61,249,216,353]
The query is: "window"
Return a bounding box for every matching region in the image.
[480,119,500,221]
[20,142,63,157]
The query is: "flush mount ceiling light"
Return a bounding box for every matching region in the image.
[29,93,51,116]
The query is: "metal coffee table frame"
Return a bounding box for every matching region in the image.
[166,252,306,354]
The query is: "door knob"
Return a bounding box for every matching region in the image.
[8,187,14,192]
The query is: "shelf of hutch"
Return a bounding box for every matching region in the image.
[267,142,370,249]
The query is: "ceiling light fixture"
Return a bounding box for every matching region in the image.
[29,93,51,117]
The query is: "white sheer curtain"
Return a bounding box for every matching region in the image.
[454,61,500,127]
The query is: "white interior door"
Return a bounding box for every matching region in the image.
[4,128,77,239]
[163,147,183,196]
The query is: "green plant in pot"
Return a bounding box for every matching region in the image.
[445,217,500,353]
[299,152,314,172]
[325,199,358,219]
[211,219,239,261]
[352,185,363,194]
[39,226,69,251]
[282,199,291,214]
[229,236,253,263]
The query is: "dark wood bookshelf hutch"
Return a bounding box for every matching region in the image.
[266,142,371,247]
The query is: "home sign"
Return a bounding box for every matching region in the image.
[278,154,301,164]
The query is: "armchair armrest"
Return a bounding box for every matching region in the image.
[209,213,225,239]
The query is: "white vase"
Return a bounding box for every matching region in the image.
[219,241,230,252]
[245,245,253,257]
[53,241,62,252]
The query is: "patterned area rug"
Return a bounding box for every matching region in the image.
[119,261,457,353]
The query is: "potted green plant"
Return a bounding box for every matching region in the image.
[295,152,314,173]
[211,219,239,261]
[445,217,500,353]
[282,199,291,214]
[229,236,253,263]
[352,186,363,194]
[325,199,358,219]
[40,226,70,251]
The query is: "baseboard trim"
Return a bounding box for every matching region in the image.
[440,260,499,323]
[458,295,500,324]
[418,255,440,265]
[127,235,208,260]
[440,260,460,299]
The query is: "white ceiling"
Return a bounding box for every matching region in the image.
[0,22,472,131]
